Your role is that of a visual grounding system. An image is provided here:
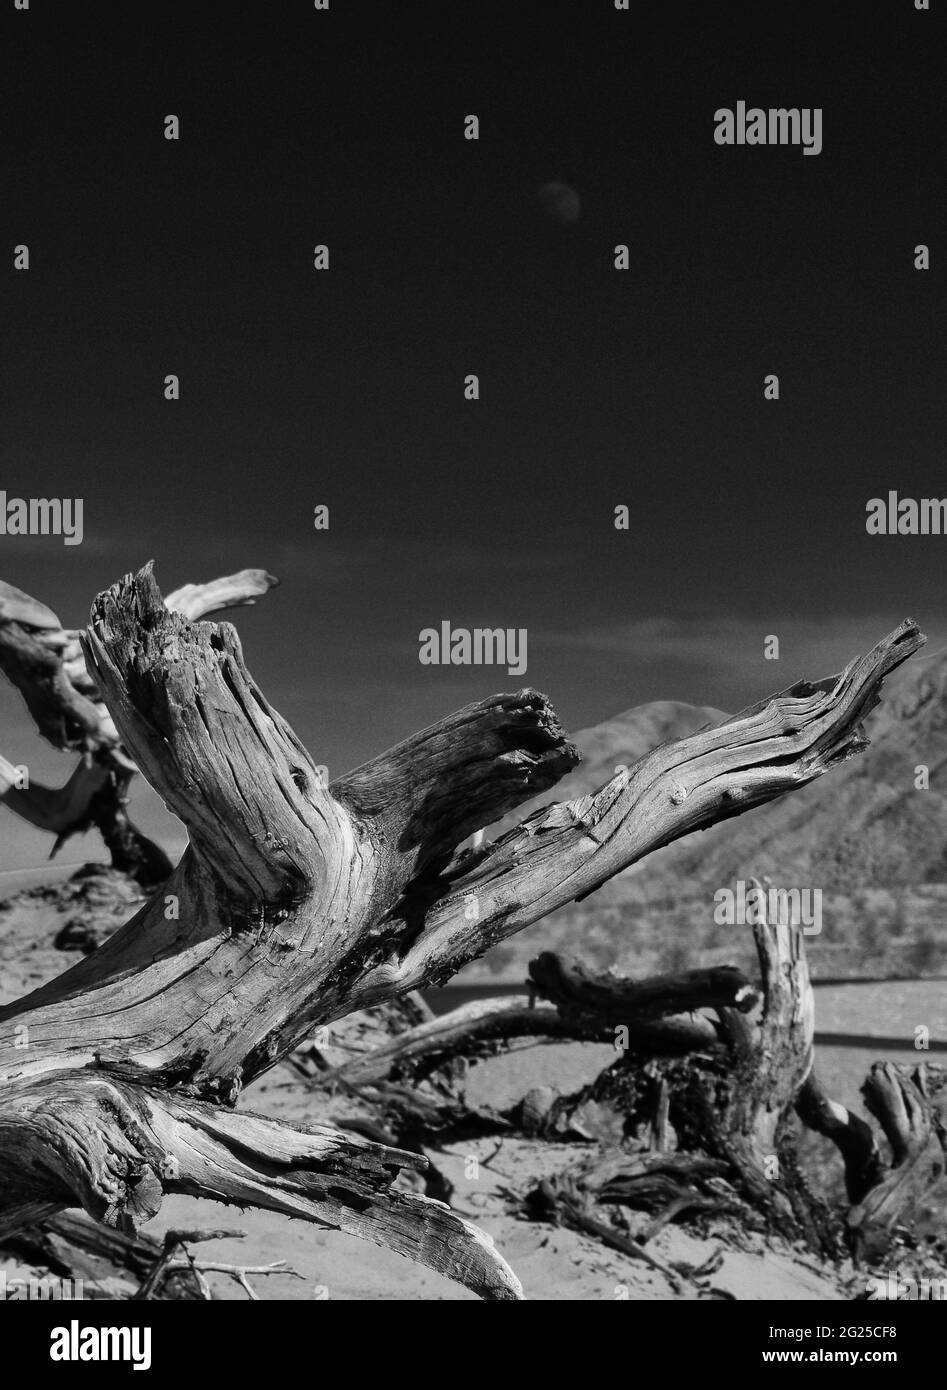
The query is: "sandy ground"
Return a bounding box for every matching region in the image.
[0,867,908,1301]
[0,1057,851,1302]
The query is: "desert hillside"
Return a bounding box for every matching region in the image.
[471,652,947,982]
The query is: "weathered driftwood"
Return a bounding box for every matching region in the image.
[528,951,760,1027]
[525,1174,691,1289]
[0,566,925,1295]
[328,957,758,1091]
[1,1209,203,1299]
[0,1071,517,1299]
[720,901,816,1188]
[1,752,110,838]
[845,1063,947,1261]
[796,1071,884,1204]
[328,998,572,1088]
[369,925,831,1254]
[133,1227,304,1302]
[521,912,832,1248]
[383,954,939,1262]
[0,569,277,886]
[331,942,800,1232]
[317,854,939,1258]
[531,1151,741,1273]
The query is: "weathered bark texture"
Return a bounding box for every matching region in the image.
[0,569,277,886]
[0,1071,514,1299]
[845,1063,947,1261]
[0,566,925,1294]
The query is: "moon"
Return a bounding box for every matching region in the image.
[537,181,581,225]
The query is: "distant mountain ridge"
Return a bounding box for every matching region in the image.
[473,649,947,982]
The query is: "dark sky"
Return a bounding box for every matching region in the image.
[2,0,946,867]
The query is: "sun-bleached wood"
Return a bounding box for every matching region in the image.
[0,568,278,882]
[0,565,925,1294]
[0,1071,520,1300]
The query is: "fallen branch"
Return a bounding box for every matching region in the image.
[327,998,570,1088]
[327,957,757,1092]
[133,1226,304,1301]
[133,1226,246,1300]
[0,1072,522,1300]
[164,1259,303,1302]
[528,952,759,1024]
[527,1177,687,1292]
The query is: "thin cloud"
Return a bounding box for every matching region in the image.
[536,612,944,687]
